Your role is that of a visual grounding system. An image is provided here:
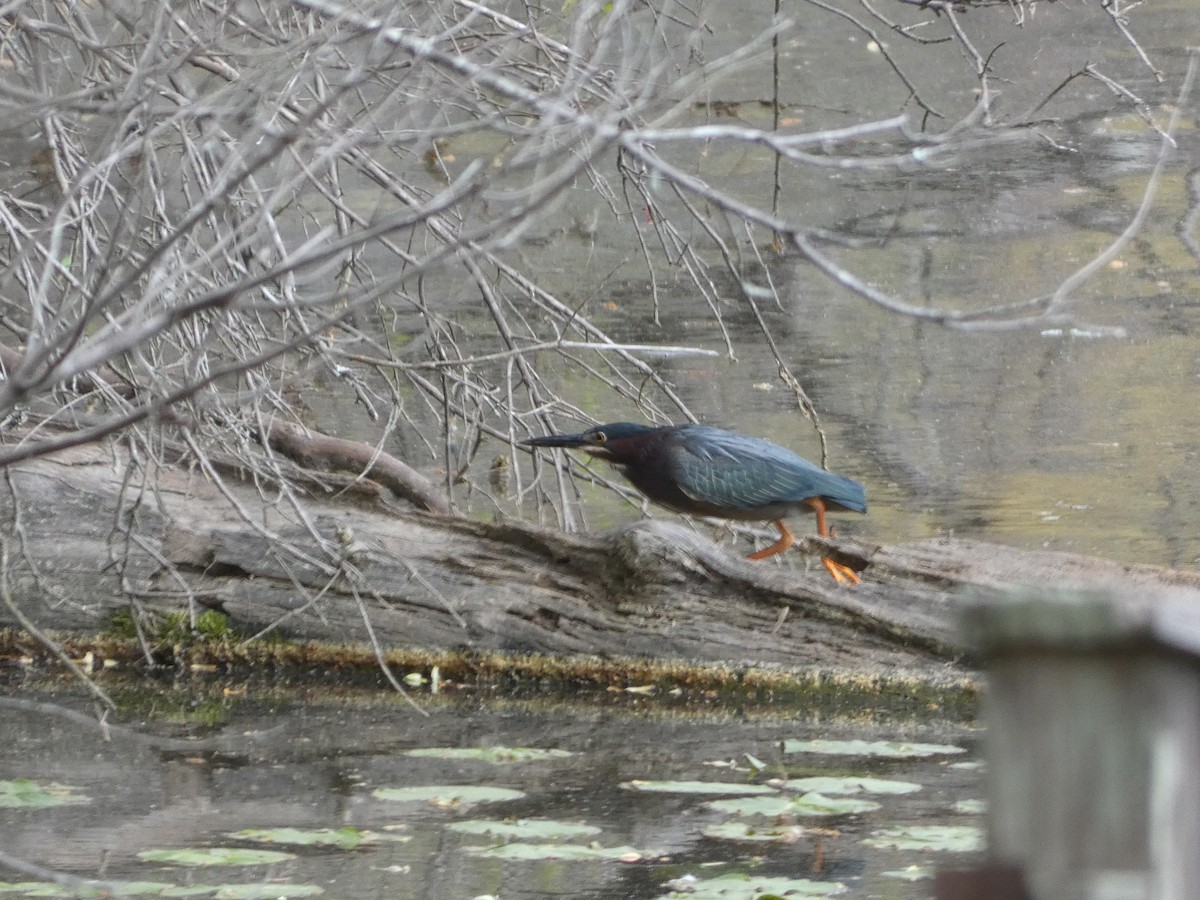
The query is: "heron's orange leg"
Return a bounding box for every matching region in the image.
[810,498,861,586]
[746,506,861,585]
[747,519,794,560]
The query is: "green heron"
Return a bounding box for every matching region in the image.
[522,422,866,584]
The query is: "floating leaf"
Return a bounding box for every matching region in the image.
[448,819,601,841]
[137,848,295,867]
[226,827,396,850]
[656,872,846,898]
[620,780,775,795]
[212,886,323,899]
[708,791,879,818]
[11,876,323,897]
[464,842,655,861]
[109,884,187,897]
[402,747,573,764]
[784,776,921,796]
[863,825,985,852]
[0,884,76,897]
[881,865,934,881]
[0,780,90,809]
[702,821,807,843]
[705,795,792,817]
[782,739,966,758]
[371,785,525,806]
[791,792,881,816]
[796,796,883,816]
[954,799,988,814]
[0,882,179,897]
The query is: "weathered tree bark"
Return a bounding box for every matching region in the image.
[5,442,1197,678]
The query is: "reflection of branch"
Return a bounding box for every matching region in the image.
[622,136,1061,332]
[855,0,948,45]
[801,0,945,121]
[941,5,996,124]
[1179,167,1200,265]
[1044,52,1196,319]
[352,587,428,716]
[1017,68,1090,124]
[0,528,116,710]
[1099,0,1163,83]
[1083,64,1170,141]
[0,845,126,896]
[0,696,278,750]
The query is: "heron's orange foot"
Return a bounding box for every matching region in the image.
[823,556,861,586]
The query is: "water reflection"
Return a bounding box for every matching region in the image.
[498,261,1200,572]
[0,686,980,899]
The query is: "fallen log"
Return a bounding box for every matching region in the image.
[2,443,1195,680]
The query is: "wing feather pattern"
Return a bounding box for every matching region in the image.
[669,425,866,513]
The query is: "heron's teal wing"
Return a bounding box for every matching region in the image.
[670,426,866,513]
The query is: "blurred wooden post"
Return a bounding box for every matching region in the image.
[954,586,1200,900]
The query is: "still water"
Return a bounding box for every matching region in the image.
[0,683,980,899]
[489,79,1200,572]
[315,0,1200,574]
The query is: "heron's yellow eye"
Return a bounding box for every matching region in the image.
[591,431,607,444]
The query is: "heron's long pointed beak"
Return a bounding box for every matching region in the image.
[521,432,591,449]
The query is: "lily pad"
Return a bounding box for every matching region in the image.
[225,827,396,850]
[656,872,846,898]
[0,780,90,809]
[954,799,988,814]
[403,746,573,764]
[210,886,323,898]
[0,882,178,897]
[702,821,807,843]
[881,865,934,881]
[708,791,879,818]
[620,780,776,795]
[5,882,327,899]
[0,884,73,897]
[783,776,921,795]
[370,785,525,806]
[137,848,296,867]
[447,819,601,841]
[782,739,966,758]
[463,842,656,861]
[863,824,985,852]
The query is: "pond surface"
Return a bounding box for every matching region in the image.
[336,0,1200,574]
[0,682,980,899]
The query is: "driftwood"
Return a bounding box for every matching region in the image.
[262,420,451,515]
[3,441,1198,678]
